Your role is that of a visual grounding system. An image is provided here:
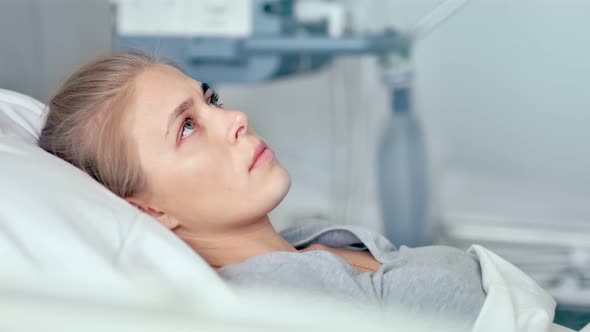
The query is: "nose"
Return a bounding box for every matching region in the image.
[226,110,249,143]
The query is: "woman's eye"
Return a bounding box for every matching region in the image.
[180,118,196,139]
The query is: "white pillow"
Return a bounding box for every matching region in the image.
[0,89,228,297]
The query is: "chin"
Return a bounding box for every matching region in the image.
[232,164,291,226]
[265,166,291,211]
[253,165,291,219]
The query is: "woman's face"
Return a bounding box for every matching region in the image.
[125,64,291,233]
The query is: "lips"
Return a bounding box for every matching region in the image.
[249,141,269,172]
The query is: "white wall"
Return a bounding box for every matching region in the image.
[411,0,590,232]
[0,0,112,102]
[414,0,590,185]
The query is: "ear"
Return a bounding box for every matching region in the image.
[126,198,180,230]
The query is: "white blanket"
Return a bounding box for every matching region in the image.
[469,245,583,332]
[0,245,587,332]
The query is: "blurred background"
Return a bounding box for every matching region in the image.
[1,0,589,328]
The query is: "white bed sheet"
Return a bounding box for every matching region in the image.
[0,244,582,332]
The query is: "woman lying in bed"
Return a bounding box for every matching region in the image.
[38,52,485,325]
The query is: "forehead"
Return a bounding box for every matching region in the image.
[131,64,198,110]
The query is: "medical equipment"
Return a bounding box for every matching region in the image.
[114,0,410,83]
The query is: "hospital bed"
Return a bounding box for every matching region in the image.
[0,88,586,332]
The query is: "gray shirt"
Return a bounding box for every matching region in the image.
[218,223,485,324]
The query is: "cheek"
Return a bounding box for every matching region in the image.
[157,147,239,206]
[166,155,251,227]
[166,152,222,192]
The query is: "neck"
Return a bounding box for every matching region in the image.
[175,215,296,268]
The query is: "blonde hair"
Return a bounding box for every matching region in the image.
[39,52,164,198]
